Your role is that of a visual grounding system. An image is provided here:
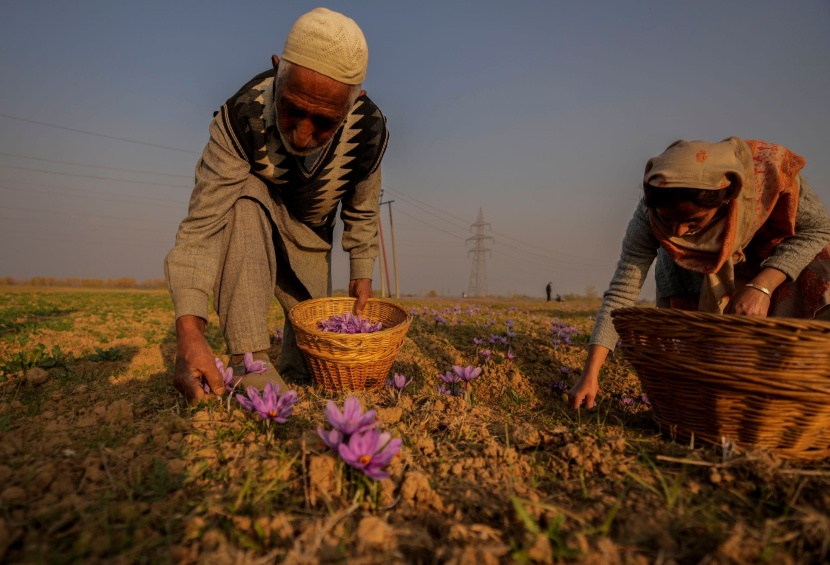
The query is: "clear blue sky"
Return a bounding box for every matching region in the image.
[1,1,828,298]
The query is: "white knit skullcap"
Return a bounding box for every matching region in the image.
[281,7,368,85]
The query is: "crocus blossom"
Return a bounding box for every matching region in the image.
[553,381,569,392]
[480,349,492,363]
[324,396,378,436]
[236,382,298,423]
[439,370,462,385]
[201,358,236,394]
[385,373,411,391]
[317,313,383,334]
[317,427,343,450]
[338,430,402,480]
[506,350,516,360]
[243,352,268,375]
[452,365,482,384]
[437,384,460,396]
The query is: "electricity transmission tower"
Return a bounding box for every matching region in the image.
[466,208,493,297]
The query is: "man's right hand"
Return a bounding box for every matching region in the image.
[174,315,225,404]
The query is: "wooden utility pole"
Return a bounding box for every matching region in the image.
[379,198,399,298]
[377,216,387,298]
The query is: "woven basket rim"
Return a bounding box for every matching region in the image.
[288,297,412,339]
[611,306,830,332]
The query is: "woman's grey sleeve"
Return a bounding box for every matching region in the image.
[761,177,830,280]
[590,200,660,350]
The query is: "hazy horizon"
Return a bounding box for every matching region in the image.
[2,1,828,300]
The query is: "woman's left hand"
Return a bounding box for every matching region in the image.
[726,286,771,317]
[726,268,786,317]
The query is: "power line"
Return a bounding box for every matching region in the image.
[384,182,595,263]
[0,112,200,155]
[392,195,599,269]
[0,163,191,189]
[0,151,192,178]
[0,227,171,248]
[0,205,179,228]
[392,208,468,242]
[0,182,188,206]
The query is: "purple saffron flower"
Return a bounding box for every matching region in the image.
[434,314,446,325]
[452,365,482,384]
[480,349,492,363]
[488,334,500,345]
[385,373,411,391]
[221,367,235,388]
[560,366,570,375]
[506,320,515,330]
[318,313,382,334]
[243,352,268,375]
[338,430,402,480]
[236,382,298,423]
[473,337,484,346]
[553,381,568,392]
[622,397,635,406]
[506,350,516,360]
[325,396,377,435]
[640,394,651,407]
[317,427,343,450]
[274,328,284,341]
[506,330,517,339]
[439,370,462,385]
[201,359,236,393]
[438,384,461,396]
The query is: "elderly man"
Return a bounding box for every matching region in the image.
[165,8,388,403]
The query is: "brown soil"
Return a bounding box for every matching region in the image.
[0,289,828,564]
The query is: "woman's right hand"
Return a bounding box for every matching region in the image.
[568,373,598,409]
[567,344,610,409]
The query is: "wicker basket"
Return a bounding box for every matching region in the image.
[611,306,830,460]
[288,297,412,392]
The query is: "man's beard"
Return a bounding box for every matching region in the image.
[276,120,327,158]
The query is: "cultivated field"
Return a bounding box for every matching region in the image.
[0,287,828,564]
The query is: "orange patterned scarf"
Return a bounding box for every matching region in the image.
[646,137,805,312]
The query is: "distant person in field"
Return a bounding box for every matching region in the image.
[545,281,552,302]
[570,137,830,410]
[165,8,388,403]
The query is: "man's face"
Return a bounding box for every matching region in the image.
[275,63,354,156]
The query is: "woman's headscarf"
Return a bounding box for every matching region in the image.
[645,136,805,312]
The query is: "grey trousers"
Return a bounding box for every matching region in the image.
[212,197,331,381]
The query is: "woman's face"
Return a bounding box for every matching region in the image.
[655,201,724,237]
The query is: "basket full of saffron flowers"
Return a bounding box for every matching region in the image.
[288,297,413,392]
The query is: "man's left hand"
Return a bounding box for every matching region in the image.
[349,278,373,315]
